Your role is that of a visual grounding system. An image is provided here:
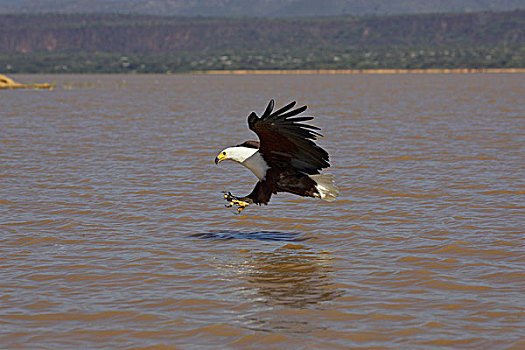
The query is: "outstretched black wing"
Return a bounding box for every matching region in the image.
[247,99,330,175]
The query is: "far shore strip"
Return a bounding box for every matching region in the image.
[195,68,525,75]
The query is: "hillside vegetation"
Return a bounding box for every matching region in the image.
[1,11,523,73]
[1,0,524,17]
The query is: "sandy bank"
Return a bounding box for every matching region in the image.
[0,74,53,89]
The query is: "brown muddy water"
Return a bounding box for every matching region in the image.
[1,74,524,349]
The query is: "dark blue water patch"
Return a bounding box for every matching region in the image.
[191,230,311,242]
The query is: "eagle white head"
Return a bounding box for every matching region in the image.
[215,146,255,164]
[215,144,269,181]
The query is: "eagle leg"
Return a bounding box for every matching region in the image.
[222,191,253,213]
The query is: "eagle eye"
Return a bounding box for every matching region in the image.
[222,151,226,156]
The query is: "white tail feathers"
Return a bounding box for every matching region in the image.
[310,174,339,202]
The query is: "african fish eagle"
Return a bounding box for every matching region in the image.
[215,99,339,213]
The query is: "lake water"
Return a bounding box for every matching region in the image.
[1,73,524,349]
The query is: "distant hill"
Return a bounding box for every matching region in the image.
[1,11,524,73]
[2,11,524,54]
[1,0,525,17]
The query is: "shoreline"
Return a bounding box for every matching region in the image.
[5,68,524,77]
[195,68,525,75]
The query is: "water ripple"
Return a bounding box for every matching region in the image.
[1,73,523,349]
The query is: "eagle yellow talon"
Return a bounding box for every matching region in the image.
[231,199,250,213]
[222,192,251,213]
[236,204,249,213]
[231,199,250,207]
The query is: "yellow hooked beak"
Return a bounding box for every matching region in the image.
[215,151,226,164]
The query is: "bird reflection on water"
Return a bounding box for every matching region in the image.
[240,248,343,309]
[217,244,344,334]
[191,230,310,242]
[193,231,343,332]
